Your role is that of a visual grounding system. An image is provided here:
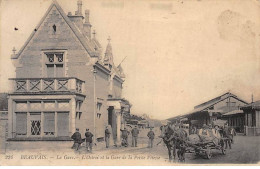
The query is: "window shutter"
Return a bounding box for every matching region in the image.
[57,112,69,136]
[44,112,55,132]
[16,113,27,135]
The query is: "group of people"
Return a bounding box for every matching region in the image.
[71,125,156,151]
[194,123,236,149]
[114,126,155,148]
[119,126,139,147]
[71,128,93,152]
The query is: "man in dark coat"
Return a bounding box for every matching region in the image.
[105,126,111,148]
[71,128,82,151]
[131,126,139,147]
[85,128,94,152]
[230,127,236,144]
[121,127,130,147]
[147,128,155,148]
[223,124,232,149]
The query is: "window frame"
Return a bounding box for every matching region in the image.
[42,50,67,78]
[14,99,71,138]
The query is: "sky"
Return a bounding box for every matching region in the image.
[1,0,260,120]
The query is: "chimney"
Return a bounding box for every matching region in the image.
[83,9,92,39]
[85,9,90,23]
[75,0,83,16]
[68,1,84,32]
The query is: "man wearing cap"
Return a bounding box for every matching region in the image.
[121,127,130,147]
[105,126,111,148]
[131,126,139,147]
[71,128,82,151]
[85,128,94,152]
[223,124,232,149]
[147,128,155,148]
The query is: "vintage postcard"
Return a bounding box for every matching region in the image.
[0,0,260,166]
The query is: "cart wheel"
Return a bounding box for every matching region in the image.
[205,147,212,159]
[222,148,226,155]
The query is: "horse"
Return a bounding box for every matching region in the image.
[160,125,188,162]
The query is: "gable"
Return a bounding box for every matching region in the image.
[194,92,247,109]
[210,96,247,111]
[14,3,98,78]
[13,1,95,61]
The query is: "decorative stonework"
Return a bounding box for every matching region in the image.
[45,8,63,39]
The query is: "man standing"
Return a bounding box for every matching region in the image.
[147,128,155,148]
[105,126,111,148]
[85,128,94,152]
[230,127,236,144]
[121,127,129,147]
[223,124,232,149]
[71,128,82,151]
[131,126,139,147]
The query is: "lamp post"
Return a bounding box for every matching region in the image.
[93,68,97,143]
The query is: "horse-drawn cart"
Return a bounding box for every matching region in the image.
[160,125,230,161]
[185,138,228,159]
[163,133,229,160]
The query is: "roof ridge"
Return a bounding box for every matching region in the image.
[194,92,237,108]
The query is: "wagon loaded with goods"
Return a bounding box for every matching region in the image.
[161,124,230,161]
[166,129,228,159]
[169,129,229,159]
[184,133,228,159]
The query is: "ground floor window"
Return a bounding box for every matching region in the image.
[14,100,70,137]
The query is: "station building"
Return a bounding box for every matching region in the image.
[8,0,131,144]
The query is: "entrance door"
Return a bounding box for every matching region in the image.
[108,107,116,140]
[108,107,113,126]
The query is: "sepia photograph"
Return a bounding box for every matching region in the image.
[0,0,260,165]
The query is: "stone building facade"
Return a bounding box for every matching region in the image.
[8,0,130,143]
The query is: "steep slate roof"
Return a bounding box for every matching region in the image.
[222,109,243,116]
[104,42,113,65]
[12,0,96,60]
[187,92,247,115]
[168,92,248,121]
[117,64,126,78]
[92,37,102,49]
[194,92,247,109]
[241,100,260,110]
